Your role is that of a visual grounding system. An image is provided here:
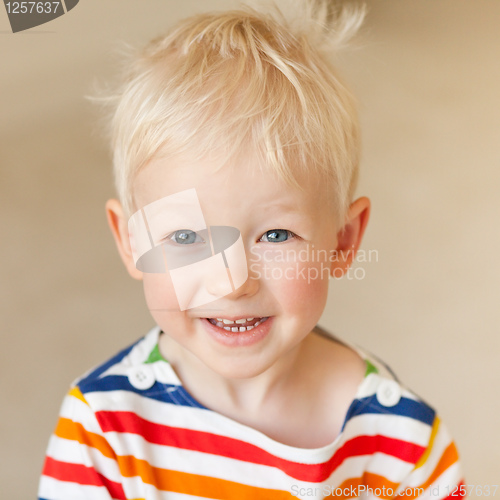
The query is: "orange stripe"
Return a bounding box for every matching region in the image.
[419,442,459,489]
[55,417,116,460]
[414,416,440,470]
[324,474,401,499]
[324,477,361,499]
[323,477,361,500]
[397,442,460,499]
[363,473,400,499]
[117,455,293,499]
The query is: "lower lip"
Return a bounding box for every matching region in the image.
[201,317,273,347]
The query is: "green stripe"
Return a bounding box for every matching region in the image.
[364,359,378,377]
[145,343,168,364]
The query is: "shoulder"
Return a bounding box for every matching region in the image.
[72,326,159,389]
[339,343,448,469]
[313,326,437,430]
[313,327,440,458]
[346,346,436,428]
[343,347,465,489]
[70,326,201,410]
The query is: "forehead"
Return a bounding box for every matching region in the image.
[132,149,330,217]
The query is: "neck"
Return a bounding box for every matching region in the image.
[160,333,311,415]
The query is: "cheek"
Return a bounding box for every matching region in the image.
[142,273,181,323]
[264,259,330,316]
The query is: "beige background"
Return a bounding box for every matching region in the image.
[1,0,499,497]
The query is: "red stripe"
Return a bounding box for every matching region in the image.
[96,411,425,482]
[42,456,126,500]
[97,472,127,500]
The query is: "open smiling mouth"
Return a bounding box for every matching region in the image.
[206,317,270,332]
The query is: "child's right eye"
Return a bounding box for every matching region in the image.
[166,230,204,245]
[259,229,296,243]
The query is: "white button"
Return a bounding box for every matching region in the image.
[376,380,401,407]
[127,365,156,390]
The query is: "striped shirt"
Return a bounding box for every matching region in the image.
[38,326,464,499]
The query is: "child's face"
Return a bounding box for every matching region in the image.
[114,149,365,380]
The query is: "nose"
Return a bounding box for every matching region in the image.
[171,226,258,311]
[204,258,259,299]
[203,265,233,298]
[229,265,260,299]
[204,225,258,300]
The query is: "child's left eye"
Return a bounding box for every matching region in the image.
[259,229,296,243]
[166,229,204,245]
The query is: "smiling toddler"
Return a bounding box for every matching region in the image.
[38,2,464,499]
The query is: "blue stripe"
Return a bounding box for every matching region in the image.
[79,374,208,410]
[76,340,140,387]
[342,394,435,430]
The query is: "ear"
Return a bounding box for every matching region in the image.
[330,196,371,278]
[105,199,143,281]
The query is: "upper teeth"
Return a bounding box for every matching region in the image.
[219,318,255,325]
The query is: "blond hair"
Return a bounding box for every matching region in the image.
[99,0,365,224]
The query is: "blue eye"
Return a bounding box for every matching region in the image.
[260,229,295,243]
[168,230,203,245]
